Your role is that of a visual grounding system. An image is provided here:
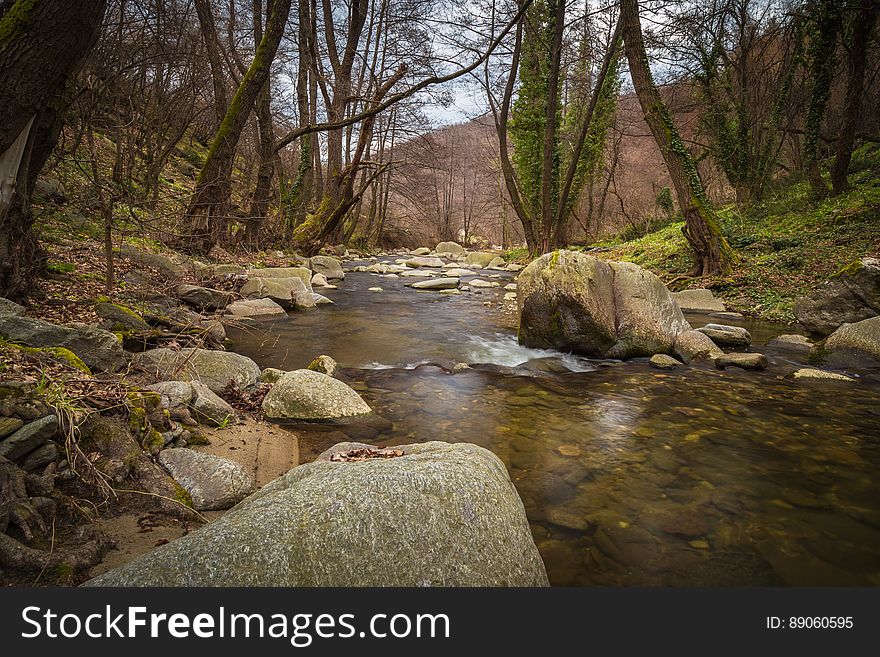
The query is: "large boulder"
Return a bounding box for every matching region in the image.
[435,241,466,256]
[696,323,752,347]
[189,381,237,426]
[224,298,287,319]
[175,284,232,311]
[793,257,880,336]
[672,289,726,312]
[85,441,549,586]
[94,302,151,331]
[673,329,724,364]
[410,278,460,290]
[309,256,345,280]
[464,252,497,268]
[246,267,313,290]
[517,251,690,358]
[158,448,254,511]
[0,315,125,372]
[134,348,261,394]
[262,369,371,420]
[819,316,880,368]
[240,277,315,309]
[0,297,25,316]
[405,256,445,268]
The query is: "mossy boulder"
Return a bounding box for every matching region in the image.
[308,256,344,280]
[94,302,150,331]
[819,316,880,368]
[793,257,880,336]
[84,441,548,586]
[245,267,313,290]
[0,315,125,372]
[518,250,690,359]
[133,348,260,394]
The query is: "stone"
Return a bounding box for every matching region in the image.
[134,348,261,394]
[405,256,446,268]
[444,268,478,277]
[175,284,232,311]
[94,302,150,331]
[19,442,58,472]
[504,283,517,291]
[158,448,255,511]
[820,316,880,368]
[672,289,726,312]
[766,334,812,354]
[650,354,683,370]
[190,381,237,426]
[506,263,524,272]
[487,257,506,269]
[410,278,460,290]
[0,417,24,439]
[715,353,768,371]
[503,292,517,301]
[469,279,499,288]
[0,297,26,316]
[399,269,433,277]
[260,368,286,384]
[794,257,880,336]
[791,368,854,382]
[311,273,330,287]
[0,315,125,372]
[33,177,67,203]
[246,267,313,290]
[145,381,193,409]
[0,415,58,460]
[307,355,338,377]
[434,241,466,256]
[85,441,548,586]
[411,247,431,256]
[262,369,371,420]
[696,323,752,347]
[674,329,724,364]
[312,294,334,305]
[518,251,690,359]
[223,298,287,319]
[309,256,345,280]
[368,287,383,292]
[117,244,183,279]
[440,289,462,295]
[464,252,497,268]
[240,277,315,309]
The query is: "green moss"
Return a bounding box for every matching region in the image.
[11,345,91,374]
[128,406,147,433]
[172,483,193,508]
[0,0,39,44]
[186,431,210,446]
[549,250,561,269]
[143,428,164,455]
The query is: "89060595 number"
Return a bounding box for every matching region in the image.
[789,617,853,629]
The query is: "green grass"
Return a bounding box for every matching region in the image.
[589,144,880,322]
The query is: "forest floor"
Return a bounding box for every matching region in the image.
[504,144,880,323]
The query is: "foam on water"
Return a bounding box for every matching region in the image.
[464,333,596,372]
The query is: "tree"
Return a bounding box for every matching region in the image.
[0,0,108,300]
[830,0,878,195]
[184,0,292,253]
[620,0,732,275]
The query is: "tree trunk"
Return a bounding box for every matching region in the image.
[620,0,730,275]
[194,0,229,131]
[0,0,108,300]
[538,0,565,251]
[830,0,876,195]
[185,0,292,254]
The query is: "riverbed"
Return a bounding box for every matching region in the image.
[226,258,880,586]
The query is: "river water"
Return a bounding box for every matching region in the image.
[226,258,880,586]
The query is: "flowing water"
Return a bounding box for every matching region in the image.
[226,259,880,586]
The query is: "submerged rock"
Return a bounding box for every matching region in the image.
[793,257,880,336]
[791,368,854,382]
[766,334,812,355]
[517,250,690,359]
[85,441,548,586]
[134,348,261,394]
[696,323,752,347]
[262,369,371,420]
[649,354,683,370]
[819,315,880,368]
[715,352,768,371]
[158,448,254,511]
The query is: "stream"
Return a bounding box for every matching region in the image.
[226,258,880,586]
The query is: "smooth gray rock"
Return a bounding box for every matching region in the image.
[410,277,460,290]
[263,369,370,420]
[406,256,446,268]
[145,381,193,409]
[94,302,150,330]
[134,348,261,394]
[444,268,478,277]
[434,241,466,256]
[158,448,254,511]
[246,267,313,290]
[715,353,768,371]
[674,330,724,364]
[310,273,330,288]
[464,252,497,268]
[175,284,232,311]
[0,297,25,316]
[224,298,287,318]
[766,334,812,355]
[469,279,499,288]
[791,368,854,382]
[19,442,58,472]
[190,381,237,426]
[307,355,338,377]
[411,247,431,256]
[697,323,752,347]
[794,257,880,336]
[309,256,345,280]
[85,441,548,586]
[820,316,880,368]
[518,251,690,359]
[0,415,58,460]
[240,277,315,309]
[0,315,125,372]
[649,354,684,370]
[672,289,726,312]
[260,367,286,384]
[312,293,334,305]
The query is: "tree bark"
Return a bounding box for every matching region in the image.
[620,0,730,275]
[830,0,877,195]
[0,0,108,300]
[194,0,229,131]
[184,0,292,254]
